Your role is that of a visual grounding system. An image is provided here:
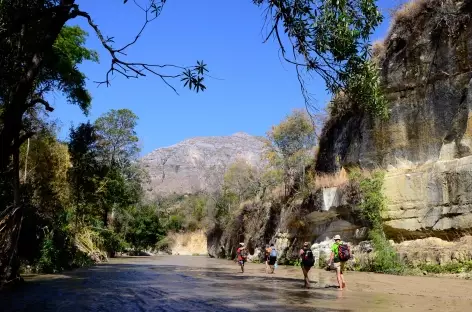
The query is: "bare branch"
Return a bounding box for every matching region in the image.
[72,5,200,89]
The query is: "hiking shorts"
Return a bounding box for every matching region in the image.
[331,261,346,273]
[268,256,277,265]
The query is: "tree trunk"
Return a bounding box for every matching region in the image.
[0,4,74,174]
[0,3,74,285]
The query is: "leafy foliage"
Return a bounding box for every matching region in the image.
[254,0,387,117]
[266,110,316,194]
[125,205,165,252]
[94,109,140,167]
[38,26,99,114]
[223,160,260,202]
[349,169,404,274]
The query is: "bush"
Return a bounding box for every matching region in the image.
[167,214,184,232]
[37,231,61,273]
[417,261,472,274]
[350,169,405,274]
[369,229,404,274]
[126,205,165,252]
[37,227,95,273]
[100,230,128,257]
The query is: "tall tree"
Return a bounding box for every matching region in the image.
[0,0,207,176]
[94,109,140,168]
[68,122,102,225]
[266,109,316,194]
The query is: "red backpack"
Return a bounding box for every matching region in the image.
[338,243,351,261]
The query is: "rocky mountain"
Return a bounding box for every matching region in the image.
[140,132,267,197]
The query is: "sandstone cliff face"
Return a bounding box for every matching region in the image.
[314,0,472,236]
[317,0,472,172]
[140,132,266,197]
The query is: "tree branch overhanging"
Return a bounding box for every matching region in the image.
[27,98,54,112]
[71,1,208,92]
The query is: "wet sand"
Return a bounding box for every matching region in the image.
[1,255,472,311]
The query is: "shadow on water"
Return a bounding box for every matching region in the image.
[0,261,353,312]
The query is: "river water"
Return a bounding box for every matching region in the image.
[1,255,471,311]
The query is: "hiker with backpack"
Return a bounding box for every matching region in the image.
[299,242,315,288]
[327,234,351,290]
[267,243,277,274]
[237,242,248,273]
[264,244,271,273]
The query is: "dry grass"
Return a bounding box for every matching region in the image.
[392,0,436,25]
[371,39,386,62]
[315,167,349,188]
[74,228,107,263]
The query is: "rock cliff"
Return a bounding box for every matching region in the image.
[315,0,472,237]
[140,132,266,197]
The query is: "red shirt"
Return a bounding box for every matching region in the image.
[237,247,245,261]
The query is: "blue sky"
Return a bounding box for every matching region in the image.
[50,0,403,155]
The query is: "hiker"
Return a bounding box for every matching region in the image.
[264,244,271,273]
[268,243,277,274]
[299,242,315,288]
[327,234,350,290]
[236,242,248,273]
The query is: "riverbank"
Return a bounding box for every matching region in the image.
[2,255,472,311]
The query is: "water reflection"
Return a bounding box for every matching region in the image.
[0,256,471,312]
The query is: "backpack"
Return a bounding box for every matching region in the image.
[240,248,248,259]
[338,243,351,261]
[302,248,314,266]
[270,248,277,257]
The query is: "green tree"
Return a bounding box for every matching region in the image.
[125,205,165,252]
[94,109,140,167]
[68,122,102,225]
[266,109,316,194]
[93,109,143,227]
[0,1,207,178]
[223,160,260,202]
[254,0,386,117]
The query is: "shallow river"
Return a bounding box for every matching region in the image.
[1,255,472,311]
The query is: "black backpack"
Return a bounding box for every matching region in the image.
[302,248,314,266]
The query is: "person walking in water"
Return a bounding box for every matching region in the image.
[264,244,271,273]
[236,242,248,273]
[299,242,315,288]
[328,234,350,290]
[267,243,277,274]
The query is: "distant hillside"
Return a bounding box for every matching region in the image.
[140,132,267,197]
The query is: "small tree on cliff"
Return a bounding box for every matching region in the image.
[266,109,316,195]
[223,160,260,202]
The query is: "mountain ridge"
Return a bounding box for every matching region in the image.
[140,132,267,197]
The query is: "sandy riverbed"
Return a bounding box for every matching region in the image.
[1,255,471,311]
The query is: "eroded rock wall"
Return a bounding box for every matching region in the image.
[315,0,472,237]
[317,0,472,172]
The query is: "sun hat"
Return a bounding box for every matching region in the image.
[333,235,341,240]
